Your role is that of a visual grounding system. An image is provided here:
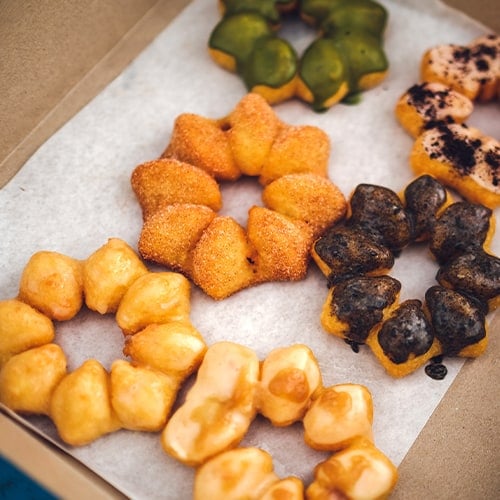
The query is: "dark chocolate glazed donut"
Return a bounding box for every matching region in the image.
[348,184,413,253]
[429,201,492,264]
[314,174,498,378]
[425,285,486,356]
[377,300,434,364]
[403,174,448,242]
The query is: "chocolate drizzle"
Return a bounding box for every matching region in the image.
[425,356,448,380]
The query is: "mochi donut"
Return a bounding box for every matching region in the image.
[421,34,500,102]
[410,122,500,209]
[396,35,500,209]
[132,93,347,300]
[1,253,399,495]
[167,340,397,498]
[208,0,389,111]
[0,238,207,445]
[313,175,499,378]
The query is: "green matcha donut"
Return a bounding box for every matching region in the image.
[208,0,389,111]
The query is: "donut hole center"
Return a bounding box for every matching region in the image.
[389,242,438,302]
[466,101,500,139]
[242,417,329,484]
[278,11,318,57]
[55,307,124,371]
[218,176,264,226]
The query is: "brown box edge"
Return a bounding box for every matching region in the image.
[0,1,499,498]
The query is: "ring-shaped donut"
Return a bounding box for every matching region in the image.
[396,34,500,209]
[208,0,389,111]
[0,276,399,497]
[0,238,207,446]
[312,174,500,379]
[160,340,398,498]
[131,93,347,300]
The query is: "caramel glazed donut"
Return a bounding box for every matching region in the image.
[208,0,389,111]
[312,173,500,379]
[131,93,347,300]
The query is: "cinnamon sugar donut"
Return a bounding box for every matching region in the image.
[132,93,347,299]
[396,35,500,209]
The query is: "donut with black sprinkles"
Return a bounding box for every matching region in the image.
[396,34,500,209]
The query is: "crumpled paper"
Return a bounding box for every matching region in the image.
[0,0,498,498]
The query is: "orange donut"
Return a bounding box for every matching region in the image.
[132,93,347,299]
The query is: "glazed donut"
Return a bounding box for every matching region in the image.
[132,93,347,299]
[1,248,398,496]
[194,441,398,500]
[193,447,304,500]
[163,340,397,498]
[208,0,389,111]
[395,35,500,209]
[0,238,207,445]
[306,437,398,500]
[312,175,499,378]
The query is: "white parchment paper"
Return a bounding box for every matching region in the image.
[0,1,498,498]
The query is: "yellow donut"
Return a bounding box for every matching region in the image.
[0,238,207,445]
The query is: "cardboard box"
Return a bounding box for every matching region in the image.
[1,1,499,498]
